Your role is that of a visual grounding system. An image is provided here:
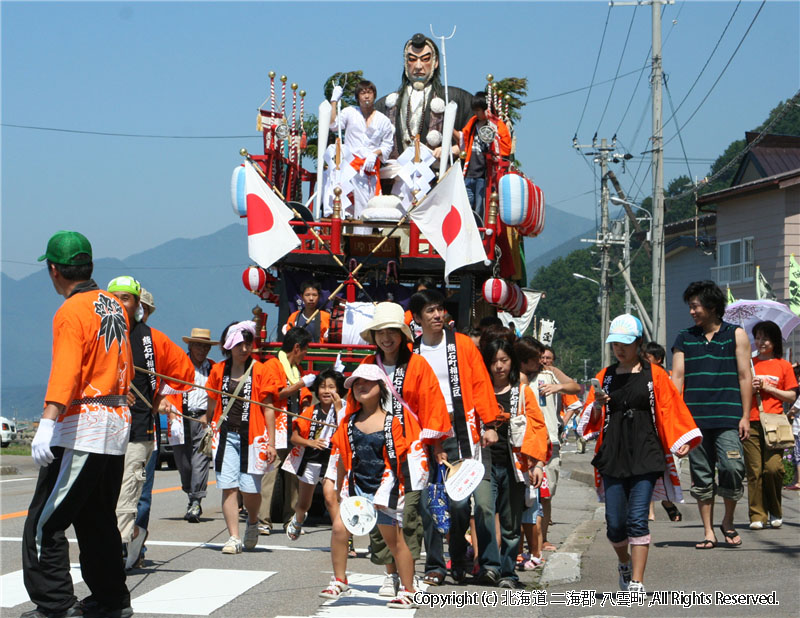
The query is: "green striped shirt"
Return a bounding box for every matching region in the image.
[672,321,743,430]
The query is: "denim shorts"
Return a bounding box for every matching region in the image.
[217,431,263,493]
[522,486,543,524]
[688,427,745,501]
[354,483,400,527]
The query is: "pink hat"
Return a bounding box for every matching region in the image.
[344,363,391,390]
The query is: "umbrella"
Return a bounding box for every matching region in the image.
[723,299,800,352]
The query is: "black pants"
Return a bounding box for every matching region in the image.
[23,447,130,613]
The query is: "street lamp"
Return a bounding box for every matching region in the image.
[572,272,599,286]
[610,197,652,242]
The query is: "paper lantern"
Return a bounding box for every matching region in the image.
[482,277,510,307]
[518,184,546,237]
[498,173,535,227]
[242,266,266,294]
[231,165,247,218]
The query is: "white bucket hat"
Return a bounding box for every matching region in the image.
[344,363,393,390]
[360,302,414,344]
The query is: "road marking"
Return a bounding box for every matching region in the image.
[0,537,319,552]
[0,477,34,483]
[132,568,274,615]
[0,510,28,521]
[0,563,82,608]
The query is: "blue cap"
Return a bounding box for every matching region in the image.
[606,314,643,344]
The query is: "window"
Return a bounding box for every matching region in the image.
[712,237,754,284]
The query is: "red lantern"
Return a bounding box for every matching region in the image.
[482,277,510,307]
[242,266,266,294]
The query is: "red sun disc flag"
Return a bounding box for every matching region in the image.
[409,161,488,282]
[244,163,299,269]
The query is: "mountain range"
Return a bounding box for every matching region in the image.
[1,207,594,418]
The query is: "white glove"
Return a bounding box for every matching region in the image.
[334,353,345,374]
[302,373,316,388]
[363,152,377,173]
[331,85,343,103]
[168,418,185,446]
[31,418,56,467]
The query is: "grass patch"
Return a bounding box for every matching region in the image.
[1,444,31,456]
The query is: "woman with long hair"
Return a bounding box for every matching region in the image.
[480,336,548,588]
[580,315,701,594]
[205,321,273,554]
[745,320,798,529]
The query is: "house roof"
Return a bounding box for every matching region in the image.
[731,132,800,183]
[696,167,800,208]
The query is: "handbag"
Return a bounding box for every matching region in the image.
[759,410,794,450]
[200,362,254,458]
[426,464,451,534]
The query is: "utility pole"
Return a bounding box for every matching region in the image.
[582,359,591,383]
[576,137,628,367]
[623,214,632,314]
[611,0,672,348]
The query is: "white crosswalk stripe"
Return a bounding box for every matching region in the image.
[132,568,275,615]
[0,564,82,608]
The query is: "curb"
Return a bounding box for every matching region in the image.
[539,508,604,586]
[0,465,19,476]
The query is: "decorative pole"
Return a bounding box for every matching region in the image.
[291,82,298,163]
[269,71,276,112]
[280,75,287,118]
[486,74,494,115]
[299,90,307,149]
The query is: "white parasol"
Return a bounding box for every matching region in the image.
[723,299,800,352]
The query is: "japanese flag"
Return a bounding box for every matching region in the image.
[245,163,300,268]
[409,161,489,282]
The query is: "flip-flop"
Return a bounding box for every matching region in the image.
[719,526,742,547]
[694,539,716,550]
[422,571,445,586]
[784,484,800,490]
[662,502,682,521]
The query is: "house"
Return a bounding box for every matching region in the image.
[692,132,800,359]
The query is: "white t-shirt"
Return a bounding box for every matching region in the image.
[418,338,454,414]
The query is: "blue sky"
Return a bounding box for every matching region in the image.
[2,0,798,280]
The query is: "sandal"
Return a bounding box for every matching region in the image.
[694,539,716,550]
[319,576,349,599]
[661,502,682,522]
[542,542,557,552]
[347,537,357,558]
[719,526,742,547]
[286,514,302,541]
[386,587,417,609]
[422,571,445,586]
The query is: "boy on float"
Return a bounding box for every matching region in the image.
[359,302,452,597]
[323,364,418,608]
[283,280,330,343]
[282,369,346,539]
[408,289,502,586]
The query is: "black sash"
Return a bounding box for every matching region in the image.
[130,322,157,441]
[414,329,473,459]
[215,358,253,473]
[346,411,400,509]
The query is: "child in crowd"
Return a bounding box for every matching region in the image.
[322,364,417,608]
[282,369,346,540]
[284,280,330,343]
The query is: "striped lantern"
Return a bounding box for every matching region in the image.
[518,183,546,237]
[242,266,266,294]
[509,290,528,317]
[482,277,510,307]
[498,173,534,226]
[230,165,247,218]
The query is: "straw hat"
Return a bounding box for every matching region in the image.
[360,302,413,344]
[182,328,220,345]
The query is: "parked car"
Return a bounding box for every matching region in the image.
[1,416,18,447]
[158,414,176,469]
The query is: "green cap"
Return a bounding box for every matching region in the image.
[107,275,141,297]
[38,231,93,265]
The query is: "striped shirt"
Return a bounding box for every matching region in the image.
[672,321,743,430]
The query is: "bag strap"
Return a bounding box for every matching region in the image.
[218,361,254,426]
[750,359,766,415]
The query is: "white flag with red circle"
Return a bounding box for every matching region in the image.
[409,161,489,282]
[244,163,300,268]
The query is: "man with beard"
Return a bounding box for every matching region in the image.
[375,33,473,162]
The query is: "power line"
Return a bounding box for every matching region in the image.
[574,3,613,138]
[663,77,694,181]
[1,123,255,139]
[614,48,651,136]
[663,0,766,148]
[526,68,643,104]
[596,3,638,134]
[662,0,742,129]
[666,89,800,202]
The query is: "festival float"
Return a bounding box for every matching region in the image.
[229,33,546,367]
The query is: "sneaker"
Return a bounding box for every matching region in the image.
[79,598,134,618]
[386,587,417,609]
[451,567,467,584]
[183,502,193,521]
[243,522,260,550]
[618,561,632,591]
[125,525,147,570]
[319,576,350,599]
[749,520,764,530]
[628,580,646,595]
[20,608,85,618]
[769,517,782,528]
[477,569,499,587]
[258,523,272,536]
[221,535,243,554]
[498,577,517,589]
[186,501,202,523]
[378,572,400,597]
